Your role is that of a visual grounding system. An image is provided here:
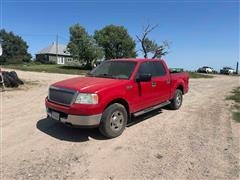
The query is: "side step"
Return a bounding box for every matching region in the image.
[133,101,171,117]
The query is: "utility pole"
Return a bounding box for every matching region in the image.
[56,34,58,63]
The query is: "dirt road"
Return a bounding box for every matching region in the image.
[1,70,240,179]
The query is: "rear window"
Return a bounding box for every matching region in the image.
[136,61,167,77]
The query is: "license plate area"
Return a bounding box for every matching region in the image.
[51,111,60,121]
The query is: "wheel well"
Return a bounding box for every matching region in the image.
[105,98,130,116]
[177,85,183,93]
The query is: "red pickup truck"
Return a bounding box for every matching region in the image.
[46,59,189,138]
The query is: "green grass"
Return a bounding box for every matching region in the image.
[3,64,89,75]
[226,87,240,103]
[226,86,240,123]
[232,104,240,110]
[4,64,214,79]
[233,112,240,123]
[188,72,214,79]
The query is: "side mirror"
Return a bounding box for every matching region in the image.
[136,74,152,82]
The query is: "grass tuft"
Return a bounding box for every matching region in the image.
[226,87,240,103]
[188,72,214,79]
[22,79,40,86]
[233,112,240,123]
[226,86,240,123]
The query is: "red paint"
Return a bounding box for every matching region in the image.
[46,59,189,115]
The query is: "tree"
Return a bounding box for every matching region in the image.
[94,25,137,59]
[67,24,104,68]
[136,24,170,59]
[0,29,31,64]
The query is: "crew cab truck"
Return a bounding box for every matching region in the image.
[46,59,189,138]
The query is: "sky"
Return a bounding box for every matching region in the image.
[0,0,239,70]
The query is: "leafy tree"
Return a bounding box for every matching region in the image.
[136,24,170,59]
[0,29,31,64]
[94,25,137,59]
[67,24,104,68]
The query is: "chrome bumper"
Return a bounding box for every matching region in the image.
[47,109,102,126]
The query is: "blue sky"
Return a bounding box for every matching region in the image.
[1,0,239,70]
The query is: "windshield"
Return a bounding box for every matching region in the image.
[88,61,137,79]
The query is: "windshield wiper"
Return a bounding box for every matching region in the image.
[96,73,117,79]
[86,72,93,77]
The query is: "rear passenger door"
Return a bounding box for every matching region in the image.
[150,61,171,104]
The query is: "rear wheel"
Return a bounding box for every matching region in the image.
[169,89,183,110]
[99,103,128,138]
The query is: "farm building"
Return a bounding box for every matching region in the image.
[35,43,80,65]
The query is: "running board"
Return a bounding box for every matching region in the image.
[133,101,171,117]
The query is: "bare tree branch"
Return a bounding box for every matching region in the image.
[152,41,170,59]
[136,24,159,58]
[136,35,147,58]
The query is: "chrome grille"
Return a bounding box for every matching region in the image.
[48,86,77,106]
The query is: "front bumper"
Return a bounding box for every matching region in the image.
[47,108,102,126]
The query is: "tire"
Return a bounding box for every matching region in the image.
[3,72,18,87]
[7,73,18,87]
[10,71,24,85]
[168,89,183,110]
[2,72,11,87]
[99,103,128,138]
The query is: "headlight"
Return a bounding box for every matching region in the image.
[75,93,99,104]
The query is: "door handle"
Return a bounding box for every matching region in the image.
[152,82,156,87]
[166,79,170,84]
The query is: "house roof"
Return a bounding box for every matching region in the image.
[36,43,71,56]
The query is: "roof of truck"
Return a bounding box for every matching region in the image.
[111,58,163,62]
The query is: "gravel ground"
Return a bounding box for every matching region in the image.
[1,70,240,180]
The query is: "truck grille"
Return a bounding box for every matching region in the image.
[48,86,77,106]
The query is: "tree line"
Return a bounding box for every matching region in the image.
[0,29,32,64]
[0,24,169,66]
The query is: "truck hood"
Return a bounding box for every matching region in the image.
[52,76,127,93]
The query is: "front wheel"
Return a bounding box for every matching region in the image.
[168,89,183,110]
[99,103,128,138]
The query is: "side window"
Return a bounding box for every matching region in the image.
[152,61,167,77]
[136,62,153,76]
[137,61,167,77]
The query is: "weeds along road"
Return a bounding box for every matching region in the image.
[1,70,240,179]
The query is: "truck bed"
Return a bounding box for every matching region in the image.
[170,71,189,95]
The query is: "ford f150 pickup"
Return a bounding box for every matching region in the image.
[46,59,189,138]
